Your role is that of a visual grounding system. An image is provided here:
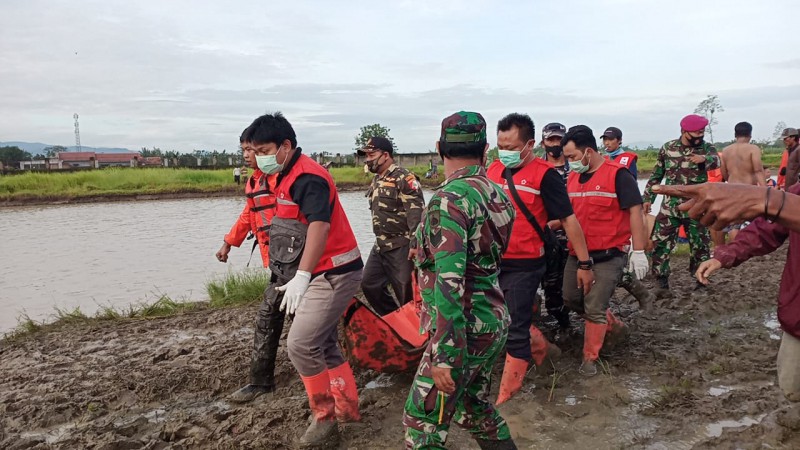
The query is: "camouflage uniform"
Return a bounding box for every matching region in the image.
[403,112,516,450]
[362,164,425,315]
[644,139,719,278]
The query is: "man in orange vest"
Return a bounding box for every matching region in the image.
[217,129,283,404]
[243,113,364,448]
[562,125,649,376]
[779,127,800,190]
[487,113,594,401]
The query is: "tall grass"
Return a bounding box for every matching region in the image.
[206,270,269,307]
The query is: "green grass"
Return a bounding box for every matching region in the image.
[636,148,784,174]
[2,270,269,343]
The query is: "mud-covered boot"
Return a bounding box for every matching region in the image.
[328,362,361,422]
[298,371,340,449]
[530,326,561,367]
[602,310,629,353]
[653,276,672,299]
[228,384,273,403]
[580,321,607,377]
[476,437,519,450]
[627,278,655,313]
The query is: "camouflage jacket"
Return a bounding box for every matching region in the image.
[415,165,515,369]
[367,164,425,252]
[644,139,719,217]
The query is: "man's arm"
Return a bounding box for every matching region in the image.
[628,158,638,180]
[720,148,729,182]
[786,148,800,189]
[629,205,646,251]
[643,145,667,205]
[399,173,426,248]
[291,174,333,272]
[427,194,468,370]
[713,217,788,268]
[224,203,253,248]
[751,147,766,186]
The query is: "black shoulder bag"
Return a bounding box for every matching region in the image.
[503,168,560,261]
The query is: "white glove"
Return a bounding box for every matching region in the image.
[629,250,649,281]
[276,270,312,315]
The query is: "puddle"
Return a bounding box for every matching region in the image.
[706,413,766,438]
[365,373,395,390]
[564,395,578,406]
[708,385,733,397]
[764,314,782,341]
[143,407,168,423]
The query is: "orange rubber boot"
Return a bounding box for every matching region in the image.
[581,321,607,376]
[530,325,562,367]
[299,371,339,448]
[496,354,529,405]
[328,362,361,422]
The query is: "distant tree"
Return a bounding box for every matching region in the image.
[43,145,67,157]
[140,147,163,157]
[0,146,32,166]
[354,124,396,152]
[486,146,499,164]
[772,121,788,145]
[694,95,724,143]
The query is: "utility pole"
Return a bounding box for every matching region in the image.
[73,113,82,152]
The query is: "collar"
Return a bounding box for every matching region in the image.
[378,163,398,179]
[438,165,485,188]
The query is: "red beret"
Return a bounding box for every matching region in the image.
[680,114,709,132]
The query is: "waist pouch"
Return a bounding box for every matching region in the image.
[268,217,308,283]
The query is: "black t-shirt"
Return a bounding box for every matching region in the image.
[577,167,643,209]
[289,174,332,223]
[509,167,574,220]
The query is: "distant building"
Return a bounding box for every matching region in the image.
[139,156,163,167]
[55,151,139,168]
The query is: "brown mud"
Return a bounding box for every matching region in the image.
[2,249,797,449]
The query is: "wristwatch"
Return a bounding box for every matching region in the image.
[577,258,594,270]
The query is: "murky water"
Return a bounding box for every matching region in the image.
[0,180,654,333]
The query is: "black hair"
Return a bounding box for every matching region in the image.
[561,125,598,151]
[239,126,250,143]
[438,141,486,160]
[497,113,535,142]
[734,121,753,138]
[241,112,297,148]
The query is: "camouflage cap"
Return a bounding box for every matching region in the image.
[440,111,487,143]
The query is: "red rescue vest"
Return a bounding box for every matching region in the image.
[487,158,552,259]
[247,170,277,265]
[567,160,631,254]
[274,154,361,275]
[611,152,638,170]
[779,150,790,189]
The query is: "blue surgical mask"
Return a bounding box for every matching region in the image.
[498,149,523,168]
[255,149,284,174]
[569,152,590,174]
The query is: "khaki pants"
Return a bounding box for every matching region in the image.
[562,255,625,324]
[287,269,363,376]
[778,331,800,402]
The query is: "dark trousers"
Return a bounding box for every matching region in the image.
[361,244,414,316]
[499,265,547,361]
[250,284,286,386]
[541,237,569,320]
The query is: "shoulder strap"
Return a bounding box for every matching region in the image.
[503,168,548,242]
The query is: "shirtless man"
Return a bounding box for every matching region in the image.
[718,122,765,240]
[721,122,765,186]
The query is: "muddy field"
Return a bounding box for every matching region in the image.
[2,249,798,450]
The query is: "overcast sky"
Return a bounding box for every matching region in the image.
[2,0,799,153]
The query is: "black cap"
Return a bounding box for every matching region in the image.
[357,136,394,156]
[601,127,622,140]
[542,122,566,139]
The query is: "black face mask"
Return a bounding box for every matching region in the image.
[544,145,563,158]
[687,135,704,147]
[366,153,386,173]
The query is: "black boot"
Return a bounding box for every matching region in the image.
[627,278,655,313]
[241,285,286,400]
[653,276,672,299]
[476,438,518,450]
[228,384,272,403]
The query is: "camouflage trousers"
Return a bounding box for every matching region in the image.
[403,329,510,449]
[650,213,710,279]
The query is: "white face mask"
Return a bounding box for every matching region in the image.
[568,151,590,174]
[255,146,285,174]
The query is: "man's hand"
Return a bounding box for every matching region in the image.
[277,270,312,314]
[652,184,763,230]
[577,268,594,296]
[547,220,562,230]
[431,366,456,395]
[408,247,418,260]
[216,242,232,262]
[643,202,652,215]
[689,154,706,164]
[628,250,649,280]
[696,258,723,285]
